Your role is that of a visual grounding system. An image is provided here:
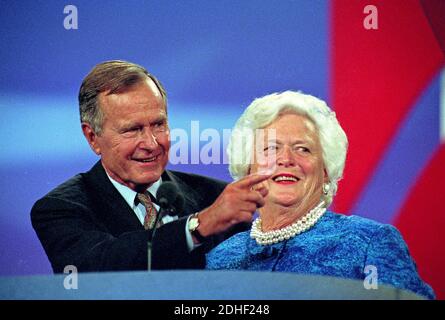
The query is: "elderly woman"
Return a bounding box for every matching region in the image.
[205,91,434,299]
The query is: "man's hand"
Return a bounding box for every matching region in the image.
[196,173,271,238]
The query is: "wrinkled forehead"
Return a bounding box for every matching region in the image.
[275,110,317,129]
[261,112,319,142]
[98,79,166,113]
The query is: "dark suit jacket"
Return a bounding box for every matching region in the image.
[31,161,247,273]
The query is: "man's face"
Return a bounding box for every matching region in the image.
[83,78,170,192]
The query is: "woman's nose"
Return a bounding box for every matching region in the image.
[277,146,296,167]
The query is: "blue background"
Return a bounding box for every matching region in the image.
[0,0,328,275]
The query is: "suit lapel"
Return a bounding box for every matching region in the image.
[84,163,203,236]
[84,161,144,236]
[162,170,200,217]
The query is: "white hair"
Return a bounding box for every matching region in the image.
[227,91,348,206]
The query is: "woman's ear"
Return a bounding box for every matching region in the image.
[323,168,329,183]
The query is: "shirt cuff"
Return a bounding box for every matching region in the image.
[185,214,202,252]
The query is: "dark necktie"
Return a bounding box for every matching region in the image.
[136,192,159,230]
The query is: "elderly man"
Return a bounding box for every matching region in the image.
[31,60,269,272]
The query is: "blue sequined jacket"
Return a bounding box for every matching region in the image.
[206,211,435,299]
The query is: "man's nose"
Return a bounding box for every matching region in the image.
[277,146,296,167]
[139,127,158,149]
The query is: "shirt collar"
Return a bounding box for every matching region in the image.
[105,172,162,208]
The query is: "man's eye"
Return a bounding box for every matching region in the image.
[265,145,277,151]
[154,121,166,127]
[125,126,140,133]
[152,121,167,132]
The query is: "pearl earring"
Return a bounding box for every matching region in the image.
[322,183,330,195]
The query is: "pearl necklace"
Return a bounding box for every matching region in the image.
[250,201,326,245]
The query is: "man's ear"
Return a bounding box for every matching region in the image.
[81,123,101,155]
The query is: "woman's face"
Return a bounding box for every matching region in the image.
[250,113,326,209]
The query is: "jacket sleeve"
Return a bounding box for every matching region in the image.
[364,224,435,299]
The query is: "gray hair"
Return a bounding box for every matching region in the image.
[227,91,348,206]
[79,60,167,135]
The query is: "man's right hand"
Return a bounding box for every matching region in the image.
[195,173,271,239]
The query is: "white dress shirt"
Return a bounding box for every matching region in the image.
[105,172,196,251]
